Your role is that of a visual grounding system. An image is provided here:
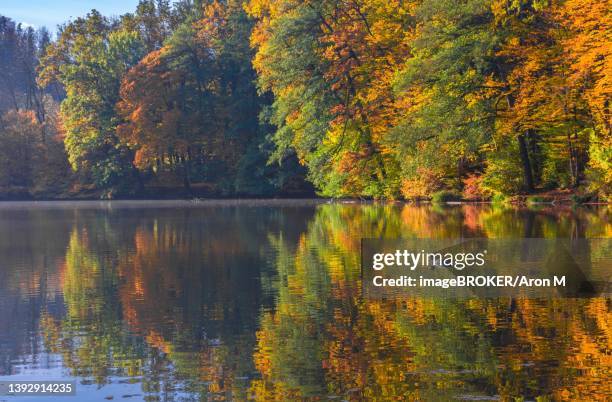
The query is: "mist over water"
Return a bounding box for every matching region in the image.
[0,201,609,401]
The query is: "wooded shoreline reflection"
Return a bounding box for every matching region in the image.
[0,203,609,400]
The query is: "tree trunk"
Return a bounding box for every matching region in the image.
[183,155,193,196]
[566,131,578,187]
[517,133,534,192]
[527,130,540,186]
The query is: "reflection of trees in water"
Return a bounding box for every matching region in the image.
[42,226,147,386]
[2,204,607,400]
[252,204,611,400]
[39,206,314,400]
[0,209,72,375]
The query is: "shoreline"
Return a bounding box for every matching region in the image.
[0,198,608,208]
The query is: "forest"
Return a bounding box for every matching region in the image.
[0,0,609,200]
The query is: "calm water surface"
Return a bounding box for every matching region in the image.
[0,201,609,401]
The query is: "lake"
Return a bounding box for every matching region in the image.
[0,201,609,401]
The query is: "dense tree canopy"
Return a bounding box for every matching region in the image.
[245,0,610,200]
[0,0,608,199]
[39,13,146,192]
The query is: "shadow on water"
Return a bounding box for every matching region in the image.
[0,202,609,400]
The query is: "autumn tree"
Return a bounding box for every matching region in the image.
[38,11,146,195]
[559,0,611,199]
[391,0,499,197]
[246,0,414,198]
[118,0,302,195]
[0,109,70,196]
[1,0,602,199]
[117,22,215,193]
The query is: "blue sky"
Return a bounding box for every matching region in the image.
[1,0,143,33]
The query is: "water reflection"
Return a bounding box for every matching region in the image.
[0,202,609,400]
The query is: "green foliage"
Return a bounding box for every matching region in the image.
[0,0,608,199]
[39,13,146,193]
[569,193,591,205]
[481,139,525,196]
[116,1,306,196]
[249,1,335,180]
[541,155,572,190]
[586,129,611,200]
[525,196,549,204]
[391,0,498,184]
[431,190,462,204]
[491,193,509,205]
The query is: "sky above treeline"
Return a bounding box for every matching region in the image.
[1,0,143,33]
